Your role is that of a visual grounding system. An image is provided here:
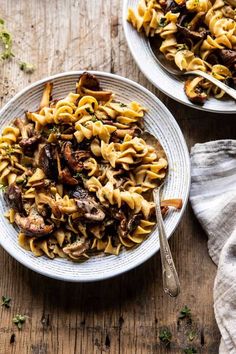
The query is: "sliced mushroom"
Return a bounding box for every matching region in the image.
[63,238,89,258]
[14,118,41,150]
[76,72,112,102]
[72,185,89,199]
[59,167,78,186]
[184,78,207,104]
[165,0,185,13]
[5,183,24,214]
[15,207,54,236]
[176,23,207,40]
[76,199,105,222]
[218,49,236,68]
[38,144,58,180]
[62,142,90,173]
[73,186,105,222]
[127,214,142,234]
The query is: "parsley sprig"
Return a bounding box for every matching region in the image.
[0,18,14,60]
[179,305,192,320]
[19,61,36,74]
[1,295,11,308]
[183,347,197,354]
[12,314,26,330]
[159,328,172,346]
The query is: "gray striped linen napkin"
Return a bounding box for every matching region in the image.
[190,140,236,354]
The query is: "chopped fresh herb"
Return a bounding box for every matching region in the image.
[74,172,87,182]
[119,102,126,107]
[4,146,15,155]
[85,107,94,115]
[0,19,14,60]
[0,184,7,191]
[177,44,189,52]
[90,115,98,122]
[188,330,196,341]
[1,295,11,308]
[159,328,172,346]
[159,17,168,27]
[183,347,197,354]
[12,314,26,330]
[179,305,191,320]
[19,61,36,74]
[49,126,60,134]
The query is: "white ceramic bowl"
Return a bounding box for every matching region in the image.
[0,71,190,281]
[123,0,236,114]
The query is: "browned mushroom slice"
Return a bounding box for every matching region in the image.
[176,23,207,40]
[15,207,54,237]
[76,72,112,102]
[72,185,105,222]
[218,49,236,69]
[76,199,105,222]
[38,144,58,180]
[5,183,24,214]
[14,118,41,150]
[63,238,89,258]
[62,142,90,173]
[184,78,207,104]
[39,82,53,110]
[59,167,78,186]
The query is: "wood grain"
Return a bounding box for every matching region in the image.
[0,0,234,353]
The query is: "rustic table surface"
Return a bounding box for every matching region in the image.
[0,1,235,353]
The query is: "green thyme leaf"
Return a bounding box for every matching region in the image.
[19,61,36,74]
[12,314,26,330]
[159,328,172,346]
[183,347,197,354]
[0,184,7,191]
[119,102,126,107]
[1,295,11,308]
[179,305,191,320]
[188,330,196,341]
[177,44,189,52]
[90,115,98,122]
[0,20,14,60]
[85,107,94,115]
[159,17,168,27]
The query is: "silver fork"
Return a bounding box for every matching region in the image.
[148,41,236,101]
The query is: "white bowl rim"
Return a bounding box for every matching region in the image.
[122,0,236,114]
[0,70,191,282]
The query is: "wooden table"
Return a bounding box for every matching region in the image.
[1,1,235,353]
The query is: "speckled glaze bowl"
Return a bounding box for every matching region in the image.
[0,71,190,281]
[123,0,236,113]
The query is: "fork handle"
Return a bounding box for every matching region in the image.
[186,70,236,101]
[153,188,180,297]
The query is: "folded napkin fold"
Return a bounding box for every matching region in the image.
[190,140,236,354]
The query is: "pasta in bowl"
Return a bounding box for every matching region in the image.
[1,72,182,261]
[0,71,190,281]
[123,0,236,112]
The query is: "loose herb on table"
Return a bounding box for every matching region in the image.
[0,18,14,60]
[12,314,26,330]
[19,61,36,74]
[159,328,172,346]
[179,305,192,320]
[1,295,11,308]
[187,329,197,341]
[183,347,197,354]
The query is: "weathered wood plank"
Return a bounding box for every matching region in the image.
[1,0,233,353]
